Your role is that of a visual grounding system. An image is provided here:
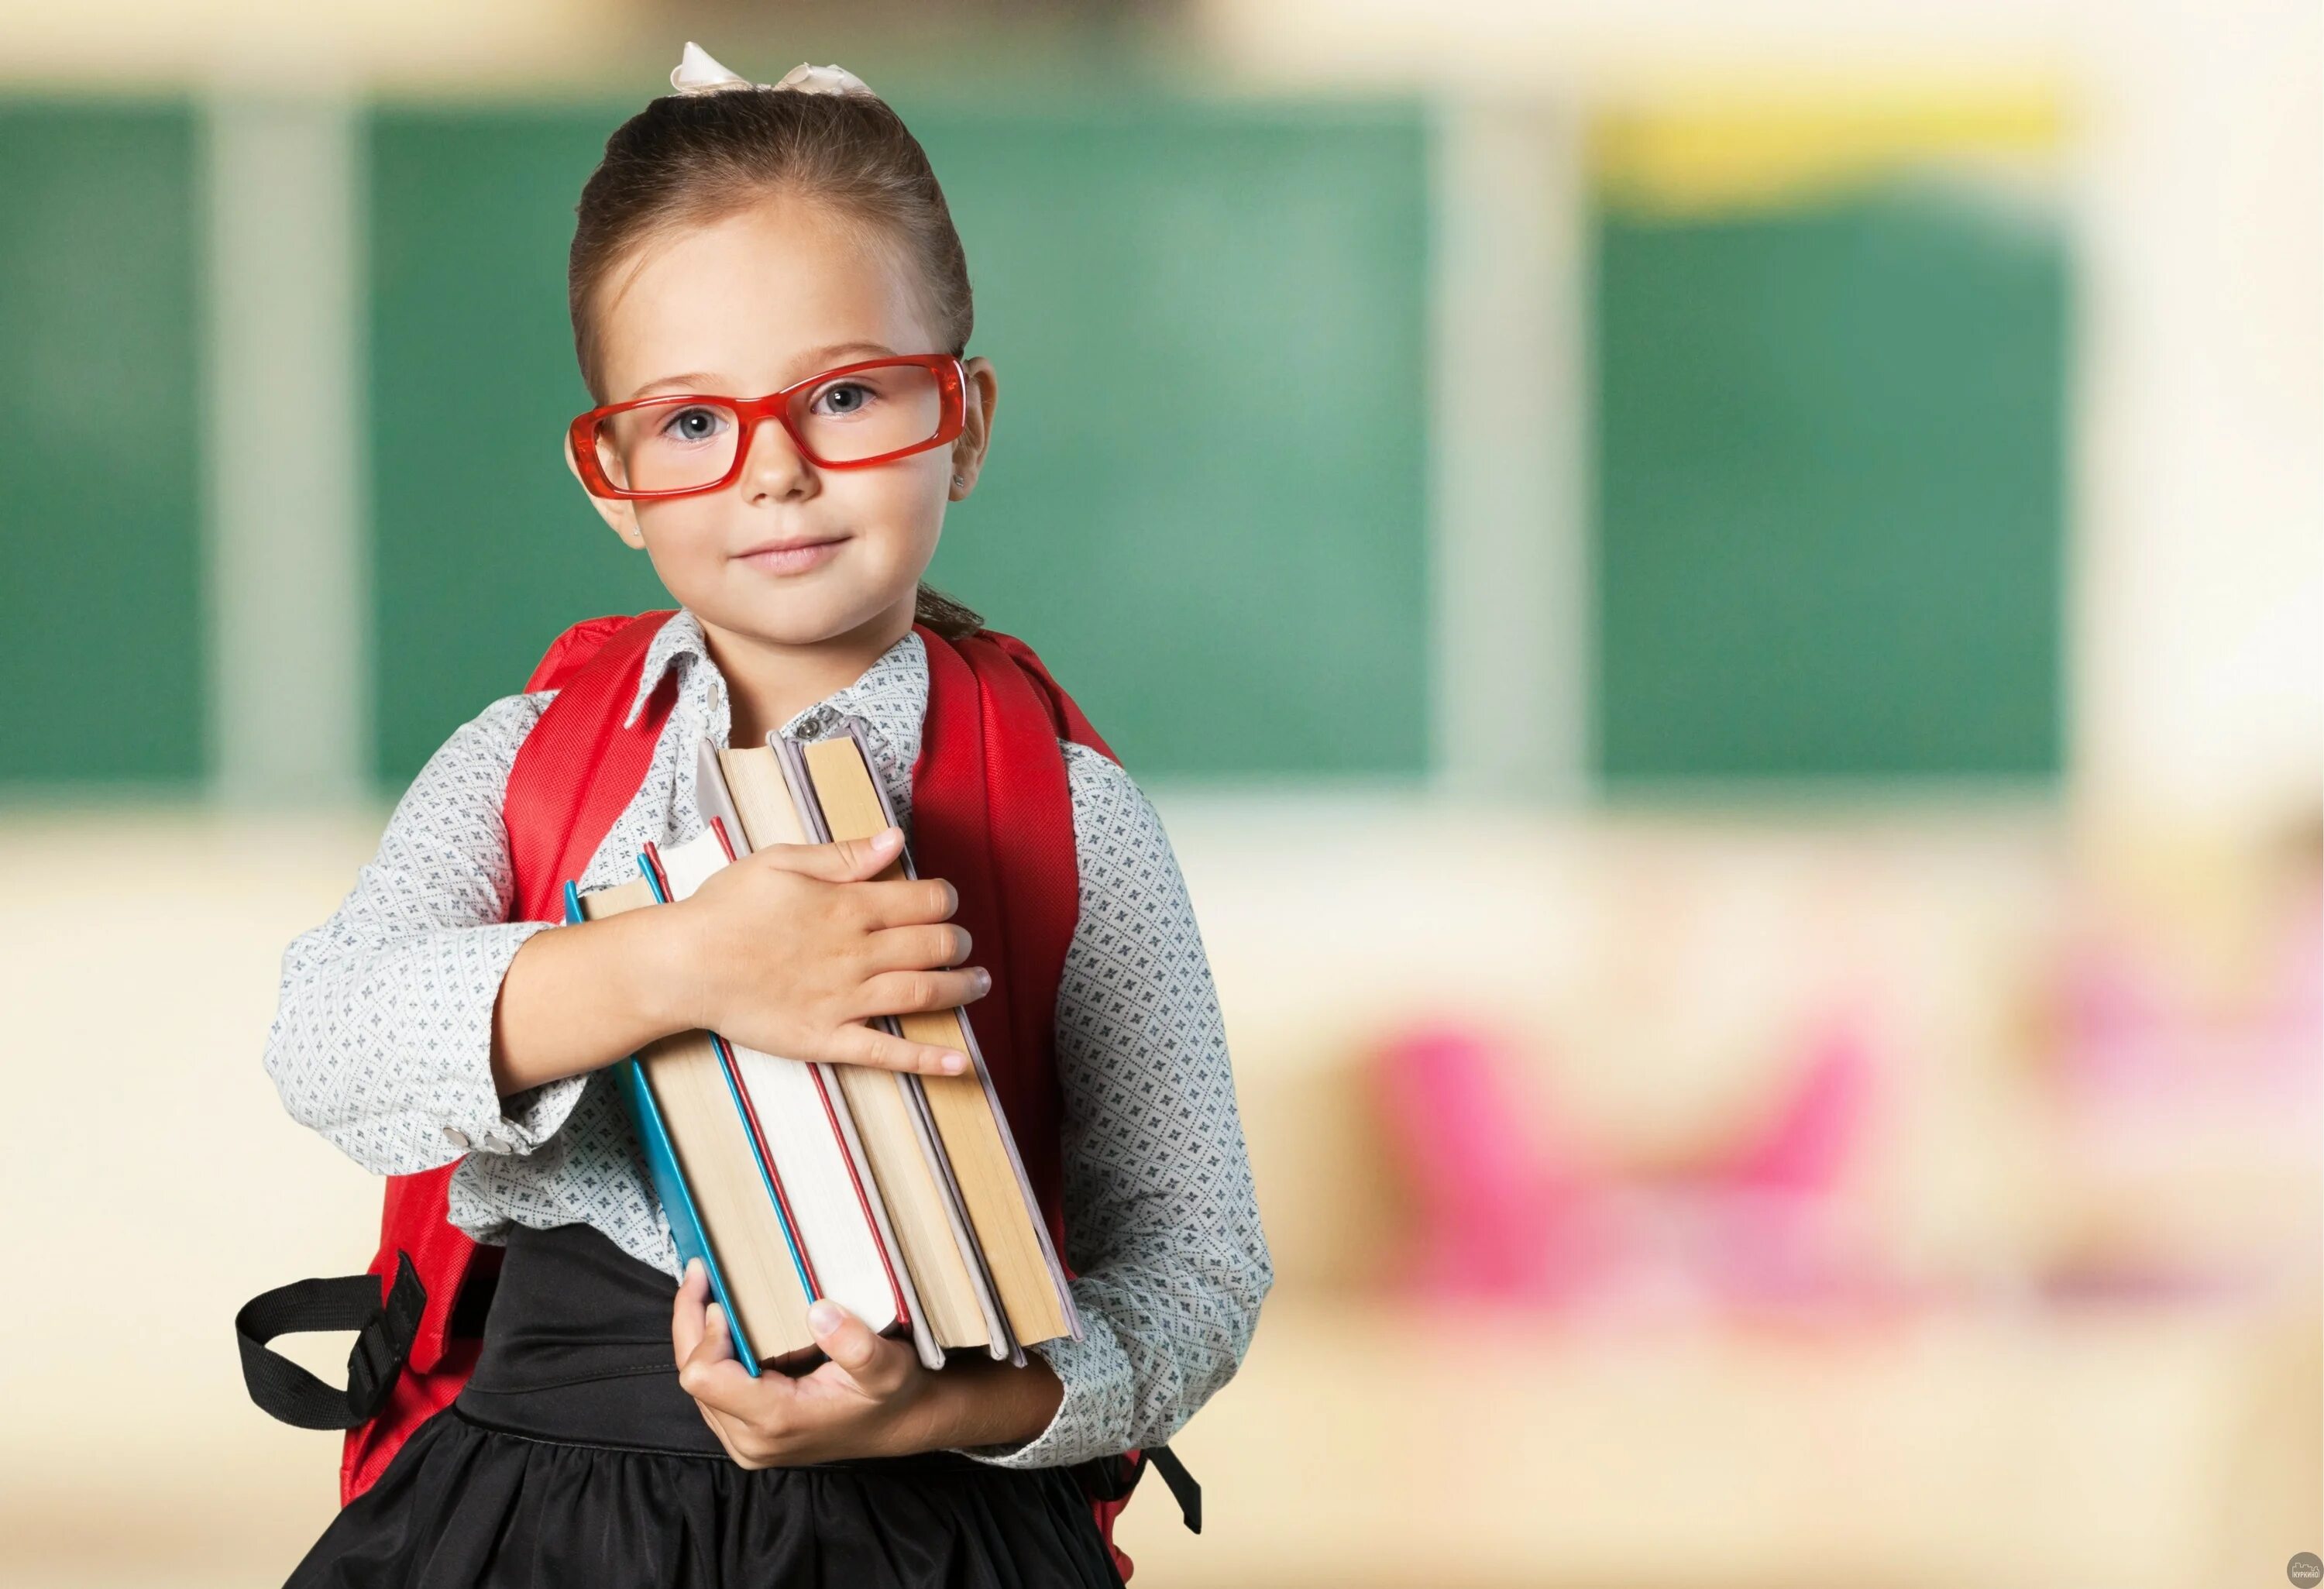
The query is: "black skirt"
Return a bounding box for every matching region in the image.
[282,1222,1126,1589]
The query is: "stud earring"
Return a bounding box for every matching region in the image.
[952,473,967,486]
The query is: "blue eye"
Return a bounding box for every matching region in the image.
[660,406,728,443]
[810,380,878,418]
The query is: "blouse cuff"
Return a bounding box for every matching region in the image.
[425,918,579,1158]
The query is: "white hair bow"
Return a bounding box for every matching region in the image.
[669,41,872,98]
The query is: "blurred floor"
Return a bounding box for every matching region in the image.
[2,802,2313,1587]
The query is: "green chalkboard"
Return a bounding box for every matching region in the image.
[366,97,1430,786]
[0,103,205,788]
[367,104,666,783]
[1593,184,2067,783]
[911,105,1430,779]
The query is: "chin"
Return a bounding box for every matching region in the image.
[703,587,899,649]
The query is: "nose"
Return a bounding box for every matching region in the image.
[741,413,813,500]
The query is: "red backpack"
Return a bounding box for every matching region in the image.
[236,609,1198,1584]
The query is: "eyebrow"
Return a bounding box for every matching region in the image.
[622,342,899,403]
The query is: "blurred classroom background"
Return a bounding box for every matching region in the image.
[2,1,2317,1585]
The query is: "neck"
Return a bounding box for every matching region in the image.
[697,593,916,750]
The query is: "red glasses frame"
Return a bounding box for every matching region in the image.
[568,353,968,500]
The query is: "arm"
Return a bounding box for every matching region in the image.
[261,690,650,1173]
[265,691,981,1178]
[945,744,1276,1469]
[490,896,696,1095]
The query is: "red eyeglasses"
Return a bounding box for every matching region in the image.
[568,353,968,500]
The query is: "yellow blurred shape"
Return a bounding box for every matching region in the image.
[1593,81,2066,218]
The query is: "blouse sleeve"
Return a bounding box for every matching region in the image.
[947,741,1275,1470]
[260,690,587,1175]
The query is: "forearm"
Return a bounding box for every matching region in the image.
[490,904,695,1095]
[899,1353,1064,1457]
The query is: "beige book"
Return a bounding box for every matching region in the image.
[798,733,1078,1351]
[574,874,820,1368]
[716,745,995,1355]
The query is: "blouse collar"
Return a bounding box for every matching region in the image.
[621,607,931,786]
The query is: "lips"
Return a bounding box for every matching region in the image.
[735,535,847,576]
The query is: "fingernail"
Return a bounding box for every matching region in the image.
[875,826,900,848]
[942,1053,967,1073]
[807,1299,843,1333]
[684,1257,703,1285]
[706,1301,727,1334]
[974,967,992,993]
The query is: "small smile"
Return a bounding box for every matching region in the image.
[734,535,847,576]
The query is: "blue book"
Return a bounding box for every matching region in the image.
[561,865,823,1376]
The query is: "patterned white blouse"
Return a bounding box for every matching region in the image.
[261,608,1273,1470]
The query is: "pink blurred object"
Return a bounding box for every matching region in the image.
[1373,1007,1896,1323]
[1721,1007,1874,1198]
[1370,1021,1609,1303]
[1683,1007,1882,1312]
[2053,896,2322,1120]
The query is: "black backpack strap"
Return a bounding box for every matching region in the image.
[235,1251,425,1430]
[1071,1443,1203,1534]
[1143,1444,1202,1534]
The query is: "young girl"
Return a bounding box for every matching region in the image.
[261,43,1271,1588]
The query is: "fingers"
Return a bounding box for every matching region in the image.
[752,827,905,883]
[833,1020,973,1076]
[677,1297,775,1424]
[837,827,907,881]
[697,1400,758,1468]
[672,1262,780,1468]
[672,1256,715,1366]
[851,875,959,930]
[856,966,991,1020]
[861,922,973,975]
[746,839,961,931]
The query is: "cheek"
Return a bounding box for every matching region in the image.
[834,459,950,559]
[631,501,733,573]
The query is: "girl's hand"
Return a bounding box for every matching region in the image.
[663,827,985,1076]
[672,1257,936,1467]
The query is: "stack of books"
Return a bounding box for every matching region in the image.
[569,719,1079,1375]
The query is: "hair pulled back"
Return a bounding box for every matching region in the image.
[569,83,984,640]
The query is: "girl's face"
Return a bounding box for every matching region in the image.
[569,193,995,652]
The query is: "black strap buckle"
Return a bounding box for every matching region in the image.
[235,1251,427,1430]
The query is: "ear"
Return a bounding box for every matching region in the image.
[565,431,647,549]
[947,356,999,500]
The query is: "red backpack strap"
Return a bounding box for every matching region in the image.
[503,609,681,920]
[521,611,638,693]
[340,608,679,1504]
[979,628,1118,763]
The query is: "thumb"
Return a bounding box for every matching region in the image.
[806,1298,882,1373]
[837,826,906,879]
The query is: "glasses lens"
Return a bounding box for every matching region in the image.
[790,362,945,463]
[595,399,741,494]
